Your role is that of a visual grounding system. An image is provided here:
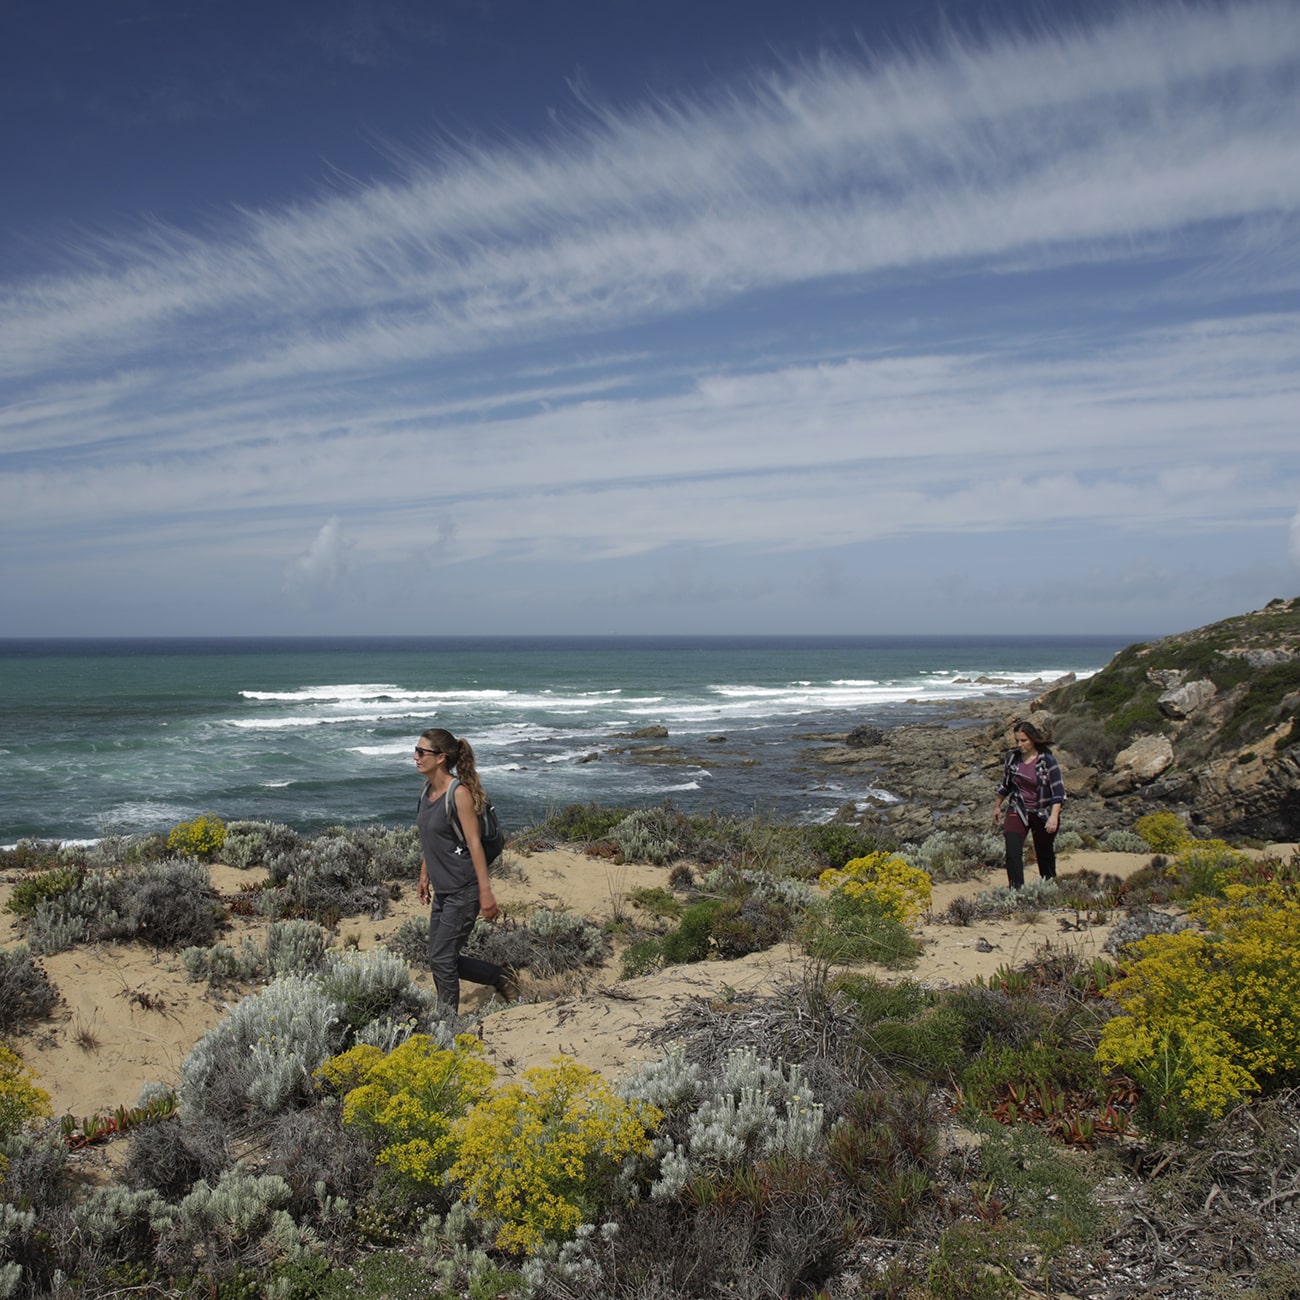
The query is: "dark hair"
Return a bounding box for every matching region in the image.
[419,727,487,812]
[1013,719,1053,751]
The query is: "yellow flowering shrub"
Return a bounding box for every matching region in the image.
[1096,887,1300,1131]
[1134,811,1192,854]
[166,813,227,860]
[818,852,932,927]
[317,1033,494,1187]
[448,1056,660,1252]
[0,1041,52,1140]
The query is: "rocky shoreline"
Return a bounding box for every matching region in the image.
[801,596,1300,844]
[800,694,1049,842]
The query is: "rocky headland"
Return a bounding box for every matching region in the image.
[804,596,1300,843]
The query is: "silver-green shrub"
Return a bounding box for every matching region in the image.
[612,810,679,865]
[1103,830,1149,853]
[526,908,606,975]
[221,820,301,869]
[154,1169,302,1278]
[264,920,326,976]
[182,937,263,984]
[697,865,815,910]
[180,976,345,1121]
[386,916,429,967]
[902,830,1001,880]
[71,1184,171,1254]
[621,1046,825,1201]
[341,824,422,879]
[26,870,118,954]
[0,1205,35,1300]
[1103,909,1192,956]
[617,1046,702,1111]
[974,878,1061,913]
[354,1014,441,1053]
[119,858,221,948]
[317,946,434,1032]
[25,859,218,953]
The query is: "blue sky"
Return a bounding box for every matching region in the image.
[2,0,1298,638]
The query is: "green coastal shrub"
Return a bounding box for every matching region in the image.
[806,823,892,871]
[833,976,965,1079]
[660,899,724,964]
[542,803,629,845]
[709,893,793,958]
[4,866,82,919]
[1171,838,1253,898]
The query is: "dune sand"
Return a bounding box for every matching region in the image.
[3,844,1220,1126]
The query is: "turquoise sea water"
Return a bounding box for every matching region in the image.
[0,636,1131,844]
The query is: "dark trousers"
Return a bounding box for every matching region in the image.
[428,882,502,1013]
[1002,812,1057,889]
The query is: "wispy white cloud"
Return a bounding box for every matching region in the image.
[2,1,1298,633]
[2,1,1297,388]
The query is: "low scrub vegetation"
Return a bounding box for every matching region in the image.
[1,809,1297,1297]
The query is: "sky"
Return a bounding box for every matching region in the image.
[2,0,1298,639]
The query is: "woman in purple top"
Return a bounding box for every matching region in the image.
[993,720,1065,889]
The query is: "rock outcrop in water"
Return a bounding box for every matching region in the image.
[807,597,1300,842]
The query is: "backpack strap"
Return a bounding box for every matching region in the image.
[444,777,466,844]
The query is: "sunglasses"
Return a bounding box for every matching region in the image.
[413,746,439,758]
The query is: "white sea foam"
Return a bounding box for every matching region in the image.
[240,683,406,702]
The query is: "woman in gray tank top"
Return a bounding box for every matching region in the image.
[414,727,513,1013]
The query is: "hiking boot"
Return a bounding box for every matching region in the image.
[493,965,521,1002]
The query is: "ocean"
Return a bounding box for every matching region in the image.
[0,635,1130,845]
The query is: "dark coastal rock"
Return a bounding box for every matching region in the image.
[618,725,669,739]
[845,724,885,748]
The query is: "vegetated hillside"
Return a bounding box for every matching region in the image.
[1045,596,1300,839]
